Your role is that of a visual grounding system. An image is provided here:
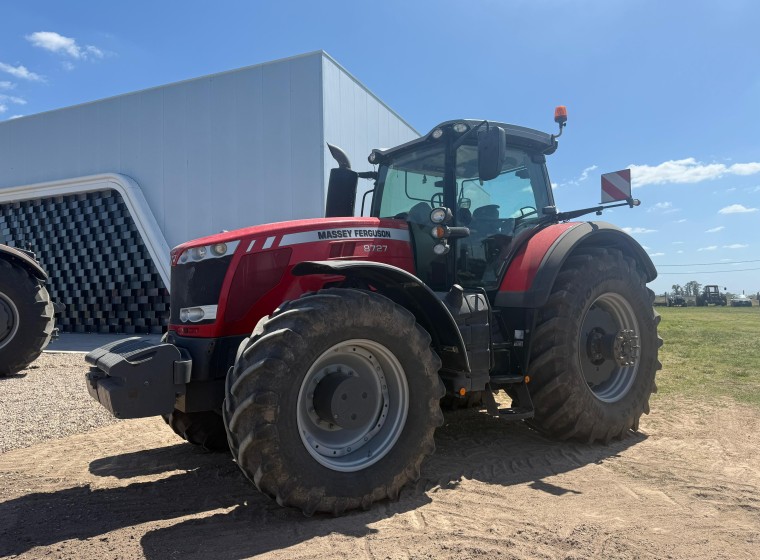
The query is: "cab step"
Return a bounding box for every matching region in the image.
[483,381,535,421]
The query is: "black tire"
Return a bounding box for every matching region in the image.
[162,409,229,452]
[0,259,55,376]
[527,248,662,443]
[224,288,444,515]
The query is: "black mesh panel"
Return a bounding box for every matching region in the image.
[0,189,170,334]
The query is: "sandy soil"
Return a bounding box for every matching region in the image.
[1,387,759,559]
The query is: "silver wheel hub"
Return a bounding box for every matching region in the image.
[297,339,409,472]
[578,292,641,403]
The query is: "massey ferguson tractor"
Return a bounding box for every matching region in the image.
[0,243,56,375]
[85,108,661,515]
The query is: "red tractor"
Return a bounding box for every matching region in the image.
[86,108,661,515]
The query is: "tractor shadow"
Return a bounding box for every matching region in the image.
[0,409,645,559]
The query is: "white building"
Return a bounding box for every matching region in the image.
[0,51,418,333]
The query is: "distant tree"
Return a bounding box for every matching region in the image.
[684,280,702,297]
[671,284,682,295]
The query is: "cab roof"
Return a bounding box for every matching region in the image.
[372,119,558,161]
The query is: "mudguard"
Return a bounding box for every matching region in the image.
[291,260,470,374]
[0,244,47,281]
[495,221,656,308]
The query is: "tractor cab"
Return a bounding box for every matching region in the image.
[367,120,557,293]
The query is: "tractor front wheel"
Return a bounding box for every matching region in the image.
[0,260,55,376]
[224,288,444,515]
[528,248,662,443]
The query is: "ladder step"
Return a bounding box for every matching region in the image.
[489,374,524,385]
[497,407,534,420]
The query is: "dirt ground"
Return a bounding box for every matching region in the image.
[1,385,759,558]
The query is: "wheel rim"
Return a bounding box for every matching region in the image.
[0,292,20,351]
[578,292,641,403]
[297,339,409,472]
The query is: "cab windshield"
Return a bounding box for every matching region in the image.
[372,138,552,290]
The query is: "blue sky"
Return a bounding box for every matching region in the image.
[1,0,759,294]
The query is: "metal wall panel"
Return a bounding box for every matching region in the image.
[321,55,419,215]
[0,52,330,250]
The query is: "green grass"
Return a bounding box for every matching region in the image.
[655,306,760,406]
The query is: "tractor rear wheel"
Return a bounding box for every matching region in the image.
[162,409,229,452]
[0,260,55,376]
[528,248,661,443]
[224,288,444,515]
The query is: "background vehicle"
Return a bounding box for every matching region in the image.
[0,242,56,375]
[86,108,661,514]
[667,295,687,307]
[730,294,752,307]
[696,285,727,307]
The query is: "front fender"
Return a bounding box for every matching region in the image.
[495,221,656,308]
[291,260,470,374]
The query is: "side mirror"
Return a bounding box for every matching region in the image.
[325,167,358,217]
[478,126,507,182]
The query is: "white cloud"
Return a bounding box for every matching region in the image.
[675,219,687,223]
[0,104,6,114]
[723,244,749,249]
[698,246,718,251]
[725,187,737,193]
[746,186,760,193]
[0,94,26,105]
[0,81,14,90]
[677,250,684,254]
[628,158,760,187]
[557,165,598,189]
[26,31,104,61]
[718,204,758,214]
[705,226,725,233]
[8,114,24,120]
[730,163,760,175]
[648,252,665,257]
[0,62,44,81]
[647,201,674,213]
[622,227,657,234]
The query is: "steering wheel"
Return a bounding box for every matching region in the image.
[517,206,538,219]
[430,192,444,207]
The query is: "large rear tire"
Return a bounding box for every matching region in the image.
[224,288,444,515]
[0,260,55,376]
[527,248,661,443]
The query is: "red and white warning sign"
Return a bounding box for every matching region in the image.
[601,169,632,203]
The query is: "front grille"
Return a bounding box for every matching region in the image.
[170,256,232,324]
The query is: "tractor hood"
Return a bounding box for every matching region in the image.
[171,217,409,264]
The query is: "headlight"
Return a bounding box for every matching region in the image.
[433,242,450,255]
[176,240,240,264]
[453,122,469,133]
[431,128,444,139]
[430,207,450,224]
[211,243,227,256]
[179,305,218,323]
